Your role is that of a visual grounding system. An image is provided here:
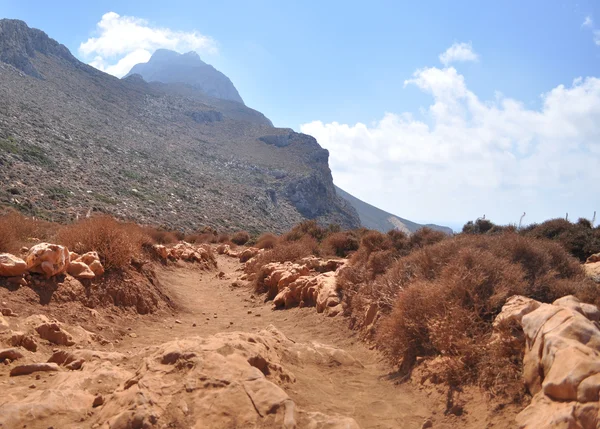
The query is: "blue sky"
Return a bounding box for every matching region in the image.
[2,0,600,229]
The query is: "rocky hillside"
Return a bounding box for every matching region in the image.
[0,19,359,233]
[125,49,244,104]
[334,186,453,234]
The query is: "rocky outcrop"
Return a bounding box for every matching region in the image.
[0,19,79,78]
[495,295,600,428]
[252,257,347,316]
[153,242,217,269]
[0,325,361,428]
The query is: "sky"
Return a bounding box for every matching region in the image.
[2,0,600,230]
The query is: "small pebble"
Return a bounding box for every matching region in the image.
[192,323,197,327]
[29,384,36,389]
[175,320,182,324]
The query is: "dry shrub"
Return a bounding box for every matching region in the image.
[284,220,328,242]
[522,218,600,262]
[255,233,278,250]
[409,227,447,249]
[366,250,396,277]
[231,231,250,245]
[0,211,57,253]
[143,227,178,245]
[322,231,359,257]
[217,233,230,244]
[57,215,146,271]
[365,233,596,399]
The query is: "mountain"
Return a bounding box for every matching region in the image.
[125,49,244,104]
[335,186,453,235]
[0,19,359,233]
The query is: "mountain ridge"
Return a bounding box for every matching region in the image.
[125,49,245,104]
[334,185,453,234]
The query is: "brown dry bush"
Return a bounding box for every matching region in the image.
[217,233,230,244]
[371,232,596,399]
[409,227,447,249]
[284,220,328,242]
[322,231,360,257]
[143,227,178,245]
[57,215,146,271]
[0,211,57,253]
[521,218,600,262]
[255,233,278,250]
[231,231,250,245]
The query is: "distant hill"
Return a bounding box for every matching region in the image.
[335,186,453,234]
[125,49,244,104]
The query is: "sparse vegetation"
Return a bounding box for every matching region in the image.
[231,231,250,245]
[57,216,148,270]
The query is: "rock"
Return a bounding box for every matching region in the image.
[88,260,105,277]
[1,308,16,317]
[25,243,70,277]
[422,419,433,429]
[153,244,168,260]
[10,362,60,376]
[0,314,10,332]
[92,395,104,407]
[586,253,600,264]
[0,348,24,361]
[10,332,38,352]
[495,295,600,428]
[239,247,259,263]
[0,253,27,277]
[6,276,27,286]
[36,322,75,346]
[67,260,95,279]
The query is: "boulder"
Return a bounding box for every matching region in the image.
[0,253,27,277]
[25,243,70,277]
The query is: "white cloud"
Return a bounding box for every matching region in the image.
[439,42,479,66]
[301,68,600,226]
[582,15,600,46]
[79,12,217,77]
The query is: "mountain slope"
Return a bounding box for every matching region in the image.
[125,49,244,104]
[0,19,359,233]
[335,186,453,234]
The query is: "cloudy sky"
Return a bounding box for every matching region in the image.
[3,0,600,229]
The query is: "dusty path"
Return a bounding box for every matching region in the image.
[115,255,514,429]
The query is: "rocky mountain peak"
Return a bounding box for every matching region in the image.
[0,19,77,78]
[125,49,244,104]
